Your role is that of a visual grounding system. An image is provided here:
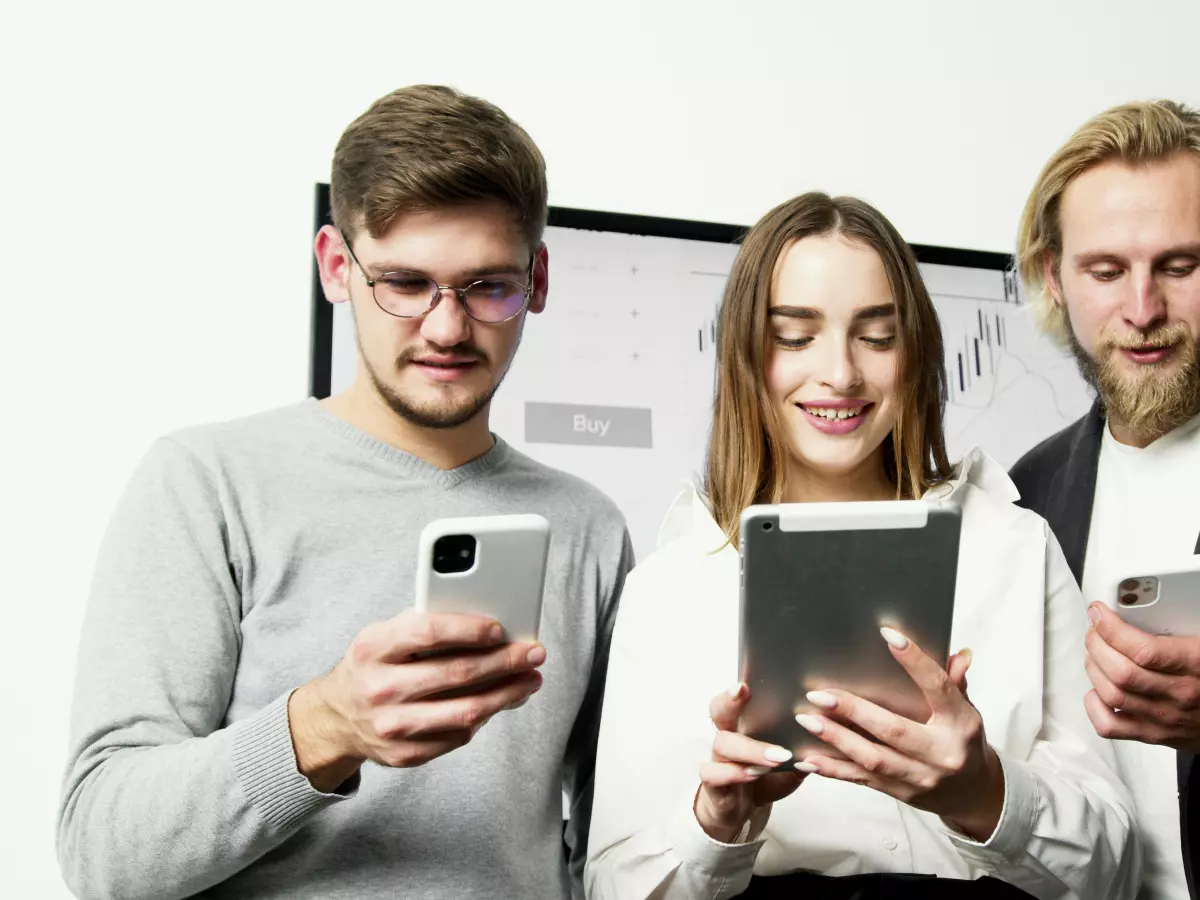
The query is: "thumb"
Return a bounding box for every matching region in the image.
[709,682,749,733]
[947,648,972,695]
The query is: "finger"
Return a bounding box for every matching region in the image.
[367,611,509,663]
[799,752,910,796]
[386,670,543,737]
[401,640,546,700]
[1084,655,1162,717]
[377,728,475,768]
[880,627,963,715]
[709,683,750,734]
[1090,603,1200,676]
[699,759,769,788]
[803,690,933,760]
[712,730,793,766]
[794,712,929,785]
[1084,688,1182,745]
[947,649,972,694]
[1086,625,1178,700]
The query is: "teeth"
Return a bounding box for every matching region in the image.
[807,407,863,420]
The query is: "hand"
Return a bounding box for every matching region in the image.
[694,682,808,843]
[1084,602,1200,753]
[289,610,546,791]
[795,629,1004,842]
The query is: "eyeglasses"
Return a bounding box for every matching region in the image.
[340,230,535,324]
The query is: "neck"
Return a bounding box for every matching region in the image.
[1108,413,1200,450]
[782,451,896,504]
[321,381,495,470]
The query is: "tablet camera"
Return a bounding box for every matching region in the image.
[433,534,477,574]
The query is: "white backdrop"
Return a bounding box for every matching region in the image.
[330,222,1092,559]
[4,1,1197,896]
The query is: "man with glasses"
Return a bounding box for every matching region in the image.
[56,84,634,900]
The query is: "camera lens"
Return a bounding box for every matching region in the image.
[1119,593,1139,606]
[1120,578,1139,592]
[432,534,477,574]
[762,521,774,532]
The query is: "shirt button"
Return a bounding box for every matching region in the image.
[883,836,898,851]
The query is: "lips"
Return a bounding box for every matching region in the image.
[796,401,874,435]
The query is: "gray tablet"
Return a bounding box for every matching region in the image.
[738,500,961,764]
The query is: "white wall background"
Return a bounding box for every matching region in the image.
[2,0,1197,894]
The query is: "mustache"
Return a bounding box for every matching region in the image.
[397,344,489,365]
[1101,322,1193,352]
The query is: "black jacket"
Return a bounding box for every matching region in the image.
[1009,400,1200,897]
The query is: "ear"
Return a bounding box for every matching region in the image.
[315,224,353,305]
[528,243,549,315]
[1041,253,1064,307]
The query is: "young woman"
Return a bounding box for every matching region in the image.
[584,194,1141,900]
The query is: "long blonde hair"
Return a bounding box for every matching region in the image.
[1016,99,1200,346]
[705,192,952,545]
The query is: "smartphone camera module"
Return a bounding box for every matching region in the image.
[1118,576,1159,607]
[433,534,477,574]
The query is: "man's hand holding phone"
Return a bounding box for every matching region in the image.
[289,609,546,792]
[1084,601,1200,754]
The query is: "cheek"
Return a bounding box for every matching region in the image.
[764,348,805,401]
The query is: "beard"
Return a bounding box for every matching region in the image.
[353,309,523,430]
[1066,317,1200,442]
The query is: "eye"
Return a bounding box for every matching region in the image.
[861,336,896,349]
[774,335,812,349]
[1165,263,1197,277]
[1089,268,1123,282]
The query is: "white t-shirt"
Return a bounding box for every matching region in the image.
[1081,411,1200,900]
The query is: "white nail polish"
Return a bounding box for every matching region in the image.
[745,765,771,776]
[806,690,837,709]
[795,714,824,734]
[764,746,793,763]
[795,761,819,774]
[880,627,909,649]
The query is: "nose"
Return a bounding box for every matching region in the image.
[419,289,472,347]
[1122,266,1168,332]
[817,336,863,392]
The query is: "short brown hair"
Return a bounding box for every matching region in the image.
[706,193,953,545]
[1016,99,1200,345]
[331,84,548,248]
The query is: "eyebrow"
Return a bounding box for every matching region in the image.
[769,303,896,321]
[366,261,529,281]
[1073,244,1200,268]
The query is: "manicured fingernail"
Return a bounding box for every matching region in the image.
[728,682,745,699]
[745,765,771,776]
[490,624,505,642]
[527,645,546,665]
[764,746,793,763]
[957,648,973,665]
[795,714,824,734]
[806,690,837,709]
[1088,605,1101,626]
[880,627,909,649]
[795,761,819,774]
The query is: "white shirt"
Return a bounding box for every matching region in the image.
[586,449,1142,900]
[1081,412,1200,900]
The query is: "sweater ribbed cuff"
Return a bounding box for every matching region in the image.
[232,691,354,831]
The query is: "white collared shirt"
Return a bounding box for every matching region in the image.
[586,449,1142,900]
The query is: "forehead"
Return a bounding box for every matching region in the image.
[772,234,891,306]
[1059,154,1200,256]
[356,202,529,273]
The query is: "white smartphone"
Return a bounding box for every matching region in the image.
[414,513,551,642]
[1105,558,1200,637]
[739,500,962,764]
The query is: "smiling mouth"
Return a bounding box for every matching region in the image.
[799,403,873,420]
